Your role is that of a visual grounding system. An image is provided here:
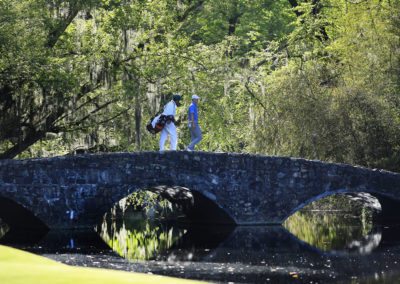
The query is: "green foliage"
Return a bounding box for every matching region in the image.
[180,0,294,49]
[244,0,400,170]
[0,0,399,171]
[124,191,177,218]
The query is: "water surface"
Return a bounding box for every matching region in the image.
[2,211,400,283]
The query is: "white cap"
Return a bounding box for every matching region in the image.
[192,94,200,100]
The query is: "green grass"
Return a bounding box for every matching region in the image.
[0,245,204,284]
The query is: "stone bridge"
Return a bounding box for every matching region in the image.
[0,152,399,229]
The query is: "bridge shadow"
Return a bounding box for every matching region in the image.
[149,185,235,224]
[2,221,399,257]
[3,216,400,283]
[93,222,400,283]
[0,197,48,230]
[370,193,400,224]
[163,225,394,262]
[106,185,236,225]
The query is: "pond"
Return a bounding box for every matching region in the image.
[2,205,400,283]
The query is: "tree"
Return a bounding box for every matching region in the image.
[1,0,399,172]
[0,0,208,158]
[0,0,105,159]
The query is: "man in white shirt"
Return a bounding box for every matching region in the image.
[159,94,182,151]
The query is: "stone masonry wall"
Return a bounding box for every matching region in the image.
[0,152,399,229]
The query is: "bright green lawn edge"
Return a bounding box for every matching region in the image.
[0,245,205,284]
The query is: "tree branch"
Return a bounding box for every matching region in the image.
[177,0,205,22]
[244,81,268,111]
[69,99,119,127]
[47,3,81,48]
[0,130,46,159]
[66,107,131,132]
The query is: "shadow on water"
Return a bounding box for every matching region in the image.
[89,209,400,283]
[2,211,400,282]
[90,215,400,283]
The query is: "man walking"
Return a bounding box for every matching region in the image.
[186,94,202,151]
[159,94,182,151]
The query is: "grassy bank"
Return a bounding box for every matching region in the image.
[0,245,204,284]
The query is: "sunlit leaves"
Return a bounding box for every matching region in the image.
[0,0,399,172]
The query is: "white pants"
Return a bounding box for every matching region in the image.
[159,122,177,151]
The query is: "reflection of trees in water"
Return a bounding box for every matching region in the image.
[0,218,9,240]
[97,187,192,261]
[284,210,377,253]
[345,229,381,254]
[96,215,186,261]
[98,191,385,264]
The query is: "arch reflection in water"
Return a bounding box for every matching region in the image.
[96,213,187,261]
[283,194,381,254]
[345,228,382,255]
[0,218,9,240]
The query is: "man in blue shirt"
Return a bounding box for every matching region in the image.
[186,94,202,151]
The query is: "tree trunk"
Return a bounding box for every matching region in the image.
[135,92,142,150]
[0,130,46,160]
[287,0,329,41]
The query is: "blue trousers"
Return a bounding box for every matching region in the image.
[187,125,202,150]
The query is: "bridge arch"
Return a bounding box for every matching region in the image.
[283,189,400,224]
[145,185,235,224]
[100,185,235,226]
[0,196,48,230]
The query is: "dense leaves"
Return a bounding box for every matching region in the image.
[0,0,399,171]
